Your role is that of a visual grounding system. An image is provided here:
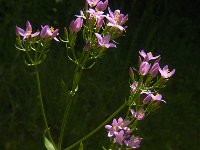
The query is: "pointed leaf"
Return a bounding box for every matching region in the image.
[61,79,70,98]
[44,135,55,150]
[78,142,83,150]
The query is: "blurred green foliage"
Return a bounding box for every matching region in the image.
[0,0,200,149]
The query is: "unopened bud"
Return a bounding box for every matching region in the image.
[83,40,90,51]
[129,67,134,82]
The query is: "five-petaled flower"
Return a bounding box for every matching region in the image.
[131,109,145,120]
[159,65,175,78]
[139,50,160,62]
[151,93,166,103]
[16,21,40,40]
[106,7,128,31]
[40,25,59,41]
[105,118,119,137]
[95,33,116,48]
[124,136,142,149]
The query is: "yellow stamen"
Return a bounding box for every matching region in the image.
[50,26,54,32]
[95,8,99,12]
[27,30,32,34]
[167,69,170,73]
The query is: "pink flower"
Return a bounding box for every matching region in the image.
[159,65,175,78]
[131,109,145,120]
[106,7,128,31]
[130,81,138,93]
[143,93,152,104]
[114,130,125,145]
[124,136,142,149]
[69,18,83,33]
[16,21,40,40]
[139,50,160,62]
[96,16,104,28]
[149,62,160,77]
[95,33,116,48]
[96,0,108,11]
[105,117,130,137]
[139,61,151,75]
[40,25,59,41]
[86,8,104,19]
[105,118,119,137]
[151,93,166,103]
[86,0,100,7]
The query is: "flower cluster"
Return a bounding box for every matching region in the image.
[15,21,59,66]
[16,21,59,41]
[65,0,128,64]
[105,50,175,149]
[105,117,142,149]
[130,50,175,105]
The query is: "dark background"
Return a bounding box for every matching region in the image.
[0,0,200,149]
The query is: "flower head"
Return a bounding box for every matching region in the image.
[87,0,100,7]
[106,7,128,31]
[86,8,104,19]
[95,33,116,48]
[139,50,160,62]
[114,130,125,145]
[125,135,142,149]
[131,109,145,120]
[130,81,138,93]
[105,117,130,137]
[151,93,166,103]
[16,21,40,40]
[105,118,119,137]
[40,25,59,41]
[159,65,175,78]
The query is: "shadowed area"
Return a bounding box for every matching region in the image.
[0,0,199,149]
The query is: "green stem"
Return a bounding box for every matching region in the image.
[63,102,128,150]
[58,52,86,150]
[34,66,56,149]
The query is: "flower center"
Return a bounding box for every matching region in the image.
[113,126,117,131]
[27,30,32,34]
[50,26,54,33]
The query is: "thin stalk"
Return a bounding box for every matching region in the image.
[64,102,128,150]
[34,66,56,149]
[58,52,86,150]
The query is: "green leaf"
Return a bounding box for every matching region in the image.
[102,146,107,150]
[78,142,83,150]
[44,135,55,150]
[61,79,70,98]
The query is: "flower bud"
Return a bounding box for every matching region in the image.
[83,40,90,51]
[149,63,159,78]
[96,0,108,11]
[129,67,134,82]
[143,94,152,104]
[96,16,104,28]
[69,18,83,33]
[139,61,150,76]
